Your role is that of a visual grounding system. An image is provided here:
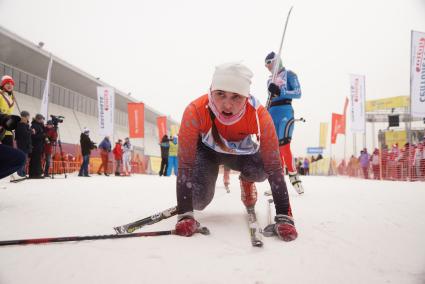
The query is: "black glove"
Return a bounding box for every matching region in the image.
[268,83,281,98]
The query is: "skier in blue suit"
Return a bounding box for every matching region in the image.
[265,51,304,194]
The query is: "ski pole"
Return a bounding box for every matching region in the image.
[266,6,294,109]
[114,206,178,234]
[0,227,210,247]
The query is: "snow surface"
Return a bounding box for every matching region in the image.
[0,174,424,284]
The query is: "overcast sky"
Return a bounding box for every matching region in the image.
[1,0,424,157]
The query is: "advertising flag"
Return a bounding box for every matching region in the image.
[350,74,366,132]
[97,87,115,137]
[411,30,425,116]
[40,55,53,119]
[157,116,167,142]
[319,122,328,148]
[128,103,145,138]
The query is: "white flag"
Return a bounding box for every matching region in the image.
[40,55,53,119]
[410,30,425,117]
[97,87,115,137]
[349,74,366,133]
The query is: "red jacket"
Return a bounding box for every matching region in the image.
[112,143,123,160]
[44,127,58,155]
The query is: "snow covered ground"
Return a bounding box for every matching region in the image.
[0,174,424,284]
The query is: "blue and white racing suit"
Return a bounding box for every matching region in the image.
[267,68,301,145]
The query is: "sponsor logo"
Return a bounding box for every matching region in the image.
[415,37,425,72]
[104,89,110,111]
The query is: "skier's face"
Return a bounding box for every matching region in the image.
[265,59,274,72]
[211,90,247,116]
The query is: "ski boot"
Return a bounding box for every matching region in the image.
[289,171,304,194]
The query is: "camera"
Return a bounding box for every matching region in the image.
[0,113,20,131]
[50,114,64,126]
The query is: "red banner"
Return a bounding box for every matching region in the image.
[128,103,145,138]
[331,113,345,144]
[157,116,167,143]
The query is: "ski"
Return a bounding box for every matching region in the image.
[0,227,210,247]
[10,177,27,183]
[114,206,177,234]
[246,207,263,247]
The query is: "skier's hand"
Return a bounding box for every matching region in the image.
[274,215,298,242]
[175,217,200,237]
[268,83,281,98]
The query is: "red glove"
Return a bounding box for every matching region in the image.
[175,217,200,237]
[275,215,298,242]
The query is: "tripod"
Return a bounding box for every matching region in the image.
[50,125,67,179]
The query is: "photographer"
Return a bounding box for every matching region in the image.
[43,120,58,177]
[0,112,25,180]
[78,128,96,177]
[14,111,33,177]
[0,75,16,147]
[29,114,45,179]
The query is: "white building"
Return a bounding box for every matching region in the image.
[0,26,178,158]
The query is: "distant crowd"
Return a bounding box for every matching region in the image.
[338,142,425,180]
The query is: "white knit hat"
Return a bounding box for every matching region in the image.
[211,62,253,97]
[82,127,90,133]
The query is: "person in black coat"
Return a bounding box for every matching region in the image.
[159,134,170,176]
[28,114,45,178]
[14,110,32,177]
[78,128,96,177]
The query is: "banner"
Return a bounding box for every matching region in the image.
[157,116,167,142]
[319,122,328,148]
[385,130,407,147]
[411,30,425,116]
[97,87,115,137]
[350,74,366,133]
[128,103,145,138]
[331,113,344,144]
[40,55,53,119]
[366,96,409,112]
[307,147,323,154]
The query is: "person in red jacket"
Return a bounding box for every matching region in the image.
[112,139,123,176]
[174,62,297,242]
[43,120,58,177]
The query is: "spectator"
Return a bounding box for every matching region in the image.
[112,139,123,176]
[28,114,45,179]
[14,111,32,177]
[167,135,178,176]
[371,148,380,180]
[122,137,132,176]
[303,158,310,175]
[358,149,370,179]
[413,143,423,180]
[159,134,170,176]
[381,145,389,179]
[78,127,96,177]
[97,136,111,176]
[43,120,58,177]
[0,75,16,147]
